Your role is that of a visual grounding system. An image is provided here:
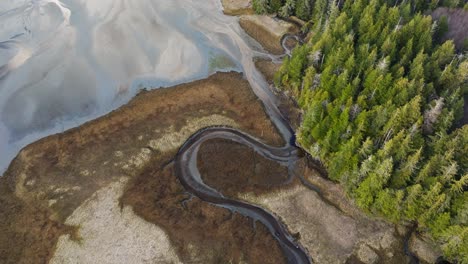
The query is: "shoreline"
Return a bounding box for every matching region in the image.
[0,72,289,263]
[0,1,446,262]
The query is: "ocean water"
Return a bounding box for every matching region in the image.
[0,0,278,174]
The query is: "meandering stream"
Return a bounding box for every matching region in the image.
[0,0,313,262]
[175,127,312,263]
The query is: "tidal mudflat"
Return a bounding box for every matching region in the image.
[0,0,272,173]
[0,0,444,263]
[0,72,289,263]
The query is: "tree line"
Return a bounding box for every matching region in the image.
[253,0,468,21]
[255,0,468,262]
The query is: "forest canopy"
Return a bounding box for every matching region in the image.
[252,0,468,21]
[256,0,468,262]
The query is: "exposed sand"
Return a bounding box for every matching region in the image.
[240,184,360,263]
[232,162,412,264]
[0,0,266,174]
[222,0,253,15]
[0,1,445,262]
[195,125,412,263]
[0,72,285,263]
[149,114,238,152]
[51,178,182,264]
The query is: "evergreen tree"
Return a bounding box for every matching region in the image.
[271,0,467,261]
[252,0,269,13]
[295,0,312,20]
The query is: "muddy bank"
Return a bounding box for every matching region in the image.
[0,72,286,263]
[122,154,286,264]
[0,3,445,263]
[255,58,281,85]
[222,0,253,15]
[253,53,441,264]
[240,15,298,54]
[254,57,303,130]
[221,0,299,55]
[197,136,417,264]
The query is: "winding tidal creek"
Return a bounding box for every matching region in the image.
[1,0,313,262]
[176,127,312,263]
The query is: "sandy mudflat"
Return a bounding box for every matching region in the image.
[0,72,286,264]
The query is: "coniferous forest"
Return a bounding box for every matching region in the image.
[254,0,468,262]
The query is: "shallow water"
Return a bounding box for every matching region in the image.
[0,2,312,261]
[0,0,282,173]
